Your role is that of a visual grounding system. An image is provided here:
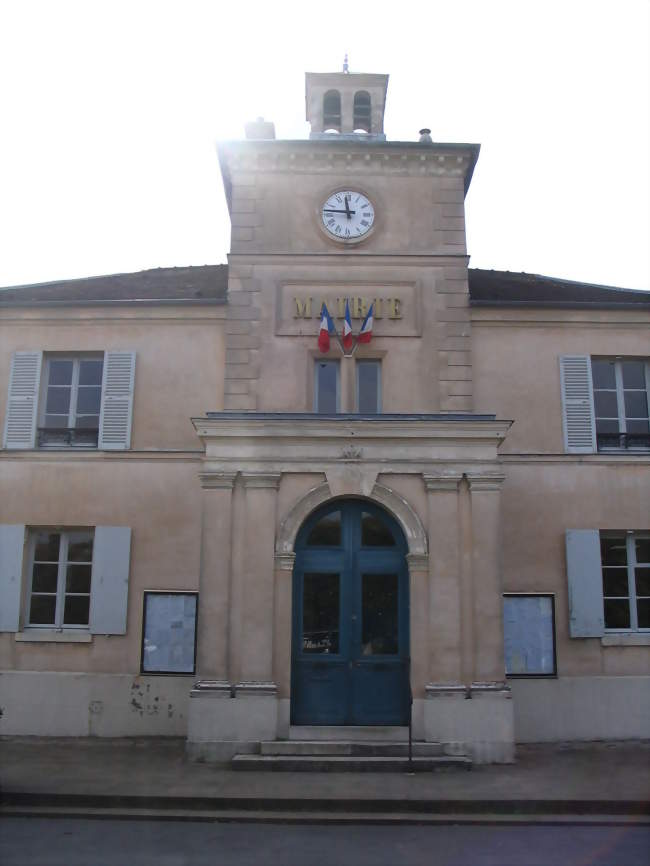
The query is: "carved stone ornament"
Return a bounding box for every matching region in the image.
[340,445,363,460]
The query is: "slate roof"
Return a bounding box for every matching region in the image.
[468,269,650,308]
[0,265,228,306]
[1,263,647,310]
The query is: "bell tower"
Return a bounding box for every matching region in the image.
[305,62,389,139]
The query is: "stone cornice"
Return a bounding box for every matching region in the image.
[218,139,479,187]
[274,552,297,571]
[193,415,511,472]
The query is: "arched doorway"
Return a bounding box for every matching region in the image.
[291,499,410,725]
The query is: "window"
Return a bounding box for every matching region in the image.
[559,355,649,453]
[592,359,650,451]
[323,90,341,132]
[357,360,381,413]
[353,91,371,133]
[27,529,94,628]
[314,360,339,413]
[0,524,131,635]
[600,533,650,631]
[39,355,103,447]
[4,350,135,450]
[566,528,650,638]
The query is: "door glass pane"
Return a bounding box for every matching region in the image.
[357,361,380,413]
[315,361,338,413]
[302,573,339,654]
[361,512,395,546]
[306,511,341,546]
[362,573,398,655]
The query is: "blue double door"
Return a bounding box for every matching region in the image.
[291,500,410,726]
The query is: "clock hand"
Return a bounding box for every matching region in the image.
[324,208,356,215]
[344,195,352,219]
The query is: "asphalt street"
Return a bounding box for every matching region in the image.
[1,818,649,866]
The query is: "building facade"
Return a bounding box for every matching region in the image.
[1,70,649,763]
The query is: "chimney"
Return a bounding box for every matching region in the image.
[244,117,276,140]
[418,128,432,143]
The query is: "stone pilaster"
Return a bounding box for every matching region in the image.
[468,472,507,683]
[406,552,429,702]
[237,473,281,684]
[194,471,236,683]
[423,472,463,685]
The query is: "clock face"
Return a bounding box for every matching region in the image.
[321,190,375,241]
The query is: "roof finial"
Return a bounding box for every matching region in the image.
[343,53,349,73]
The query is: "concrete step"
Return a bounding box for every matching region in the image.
[232,754,472,772]
[260,740,445,757]
[289,725,409,742]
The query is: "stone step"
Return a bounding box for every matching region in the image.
[260,740,445,757]
[232,754,472,773]
[289,725,409,742]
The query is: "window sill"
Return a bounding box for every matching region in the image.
[601,634,650,647]
[15,631,92,644]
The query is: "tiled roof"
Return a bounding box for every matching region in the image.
[0,265,228,305]
[468,269,649,308]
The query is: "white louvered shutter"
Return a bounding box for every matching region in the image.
[3,352,42,449]
[98,352,136,450]
[559,355,596,453]
[566,529,605,637]
[0,524,26,631]
[89,526,131,634]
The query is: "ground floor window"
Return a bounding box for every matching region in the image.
[27,529,94,628]
[601,533,650,630]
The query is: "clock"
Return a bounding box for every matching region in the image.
[321,190,375,242]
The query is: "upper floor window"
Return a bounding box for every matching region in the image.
[356,360,381,412]
[40,355,103,447]
[315,360,339,413]
[323,90,341,132]
[3,350,135,450]
[592,359,649,451]
[559,355,649,454]
[353,91,371,133]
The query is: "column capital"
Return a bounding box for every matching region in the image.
[423,472,463,492]
[274,552,296,571]
[466,472,505,492]
[199,471,237,490]
[406,552,429,571]
[241,472,281,489]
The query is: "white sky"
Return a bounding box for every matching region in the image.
[0,0,648,290]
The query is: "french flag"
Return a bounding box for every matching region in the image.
[317,303,335,354]
[342,299,354,352]
[358,303,374,344]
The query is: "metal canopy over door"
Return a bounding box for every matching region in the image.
[291,500,410,725]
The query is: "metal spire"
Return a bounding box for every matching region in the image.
[343,53,349,73]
